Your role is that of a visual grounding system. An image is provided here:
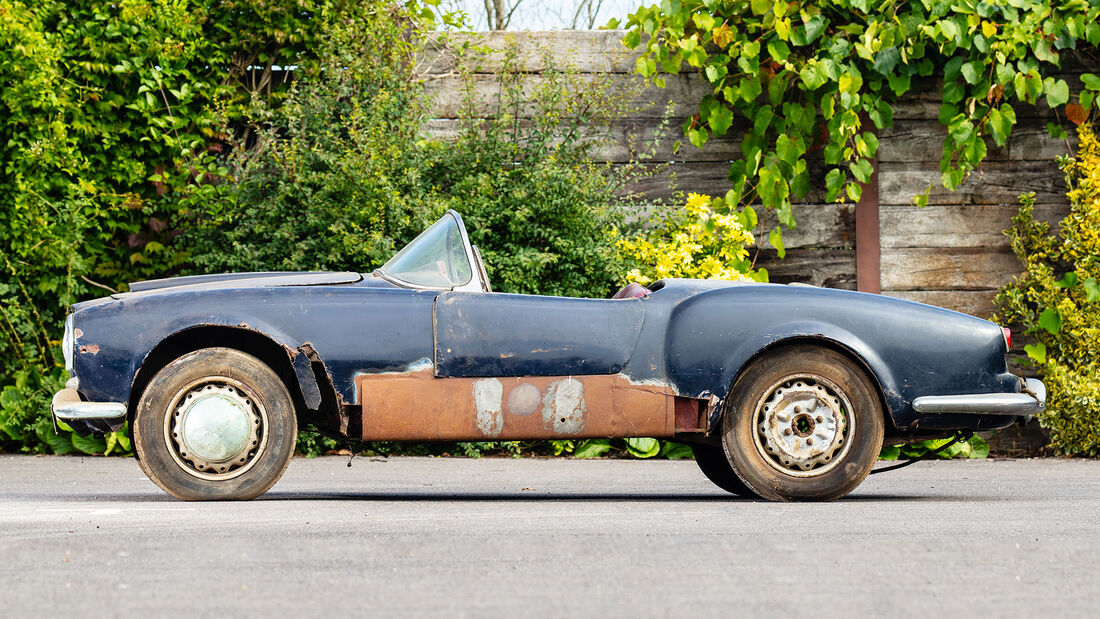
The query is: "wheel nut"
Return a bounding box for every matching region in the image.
[783,428,792,436]
[794,406,801,413]
[806,438,814,445]
[816,416,823,423]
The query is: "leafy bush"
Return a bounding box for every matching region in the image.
[191,33,635,299]
[0,0,402,453]
[880,435,989,461]
[616,1,1100,255]
[619,192,767,284]
[996,122,1100,456]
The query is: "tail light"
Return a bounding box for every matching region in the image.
[1001,327,1011,350]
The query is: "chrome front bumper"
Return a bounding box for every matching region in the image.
[51,378,127,433]
[912,378,1046,417]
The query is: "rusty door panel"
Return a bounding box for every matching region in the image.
[356,369,675,441]
[433,292,645,377]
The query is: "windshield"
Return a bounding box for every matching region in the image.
[379,213,473,289]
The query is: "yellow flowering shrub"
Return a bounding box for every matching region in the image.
[618,193,767,285]
[996,122,1100,456]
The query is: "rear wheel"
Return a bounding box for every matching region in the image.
[691,444,752,496]
[721,345,884,501]
[133,348,297,500]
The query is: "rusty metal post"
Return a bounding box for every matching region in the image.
[855,150,880,294]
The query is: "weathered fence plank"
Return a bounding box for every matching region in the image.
[883,290,1000,318]
[881,248,1023,290]
[880,203,1065,249]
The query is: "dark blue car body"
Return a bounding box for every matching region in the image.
[63,270,1028,441]
[52,210,1048,501]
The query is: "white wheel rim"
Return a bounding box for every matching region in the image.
[163,376,269,481]
[751,374,854,478]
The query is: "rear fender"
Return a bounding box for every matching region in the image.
[707,323,902,434]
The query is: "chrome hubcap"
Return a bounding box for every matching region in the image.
[165,378,267,481]
[753,375,852,477]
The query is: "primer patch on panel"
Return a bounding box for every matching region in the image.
[542,378,586,434]
[473,378,504,437]
[507,383,541,416]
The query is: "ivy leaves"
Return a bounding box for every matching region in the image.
[622,0,1100,241]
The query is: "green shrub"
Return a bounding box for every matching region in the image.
[190,35,637,299]
[0,0,402,453]
[618,192,767,284]
[996,122,1100,456]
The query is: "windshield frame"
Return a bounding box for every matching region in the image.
[373,210,488,292]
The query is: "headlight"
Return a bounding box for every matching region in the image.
[62,314,74,372]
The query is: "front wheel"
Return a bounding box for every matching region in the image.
[721,345,884,501]
[133,348,297,500]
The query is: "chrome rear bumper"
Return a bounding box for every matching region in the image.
[912,378,1046,417]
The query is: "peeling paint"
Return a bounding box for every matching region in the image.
[79,344,100,355]
[404,358,434,373]
[473,378,504,437]
[73,328,83,339]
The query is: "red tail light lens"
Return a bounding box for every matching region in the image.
[1001,327,1011,349]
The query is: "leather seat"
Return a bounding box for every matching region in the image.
[611,282,649,299]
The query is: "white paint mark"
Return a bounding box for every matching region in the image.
[473,378,504,437]
[507,383,540,416]
[542,378,586,434]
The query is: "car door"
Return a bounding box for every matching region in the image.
[432,291,644,377]
[356,291,676,441]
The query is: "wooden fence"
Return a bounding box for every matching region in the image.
[422,31,1088,318]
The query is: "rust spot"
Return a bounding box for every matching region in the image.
[674,397,707,433]
[79,344,100,355]
[73,328,83,339]
[356,370,676,441]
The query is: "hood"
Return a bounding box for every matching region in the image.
[114,271,363,299]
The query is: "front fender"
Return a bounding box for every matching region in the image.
[71,295,308,406]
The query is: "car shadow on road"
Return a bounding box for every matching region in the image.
[252,490,1002,503]
[1,490,1003,504]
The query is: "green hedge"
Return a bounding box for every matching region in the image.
[996,122,1100,457]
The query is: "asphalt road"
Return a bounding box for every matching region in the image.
[1,454,1097,618]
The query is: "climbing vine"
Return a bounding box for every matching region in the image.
[617,0,1100,254]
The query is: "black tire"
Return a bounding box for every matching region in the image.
[691,444,752,496]
[721,345,884,502]
[133,348,297,500]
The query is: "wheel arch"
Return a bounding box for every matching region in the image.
[127,326,342,437]
[708,334,900,437]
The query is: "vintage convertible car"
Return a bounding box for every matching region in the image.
[52,211,1045,501]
